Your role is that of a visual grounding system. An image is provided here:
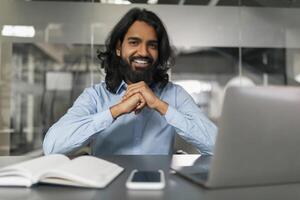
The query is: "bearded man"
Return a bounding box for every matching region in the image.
[43,8,217,156]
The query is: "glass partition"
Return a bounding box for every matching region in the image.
[9,43,104,155]
[0,0,299,155]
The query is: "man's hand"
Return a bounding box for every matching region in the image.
[123,81,168,115]
[110,93,146,119]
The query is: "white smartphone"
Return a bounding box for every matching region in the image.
[126,169,165,190]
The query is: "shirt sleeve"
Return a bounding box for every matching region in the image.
[43,87,114,155]
[164,85,218,155]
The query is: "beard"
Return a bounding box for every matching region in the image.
[118,56,157,85]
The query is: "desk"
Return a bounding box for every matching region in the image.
[1,155,300,200]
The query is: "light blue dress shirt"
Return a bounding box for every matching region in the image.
[43,81,218,155]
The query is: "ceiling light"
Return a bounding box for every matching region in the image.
[147,0,158,4]
[1,25,35,38]
[100,0,131,4]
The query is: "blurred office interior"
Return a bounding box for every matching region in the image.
[0,0,300,156]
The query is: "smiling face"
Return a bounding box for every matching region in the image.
[116,20,159,76]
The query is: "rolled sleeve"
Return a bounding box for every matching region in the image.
[164,105,182,127]
[92,109,114,132]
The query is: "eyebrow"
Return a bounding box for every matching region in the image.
[127,37,158,43]
[127,37,140,41]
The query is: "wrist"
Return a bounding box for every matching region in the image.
[110,103,124,119]
[154,99,168,115]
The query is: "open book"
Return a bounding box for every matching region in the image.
[0,154,124,188]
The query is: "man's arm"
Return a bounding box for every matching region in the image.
[124,82,218,155]
[43,87,146,155]
[43,88,114,155]
[164,86,218,155]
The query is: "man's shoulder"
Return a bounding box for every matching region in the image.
[83,81,108,96]
[162,81,183,91]
[91,81,106,90]
[161,82,190,98]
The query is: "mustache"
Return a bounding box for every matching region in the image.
[129,56,154,64]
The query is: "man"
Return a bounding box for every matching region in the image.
[43,8,217,155]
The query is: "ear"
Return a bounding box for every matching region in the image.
[116,41,121,56]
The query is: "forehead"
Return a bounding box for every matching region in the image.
[124,20,157,41]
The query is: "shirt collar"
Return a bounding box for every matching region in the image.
[115,80,158,94]
[116,80,127,94]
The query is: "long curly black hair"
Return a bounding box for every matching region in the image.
[97,7,174,93]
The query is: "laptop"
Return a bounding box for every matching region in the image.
[172,86,300,188]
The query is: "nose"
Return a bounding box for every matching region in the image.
[137,43,149,57]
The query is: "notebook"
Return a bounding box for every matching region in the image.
[0,154,124,188]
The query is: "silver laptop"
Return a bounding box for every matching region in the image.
[172,86,300,188]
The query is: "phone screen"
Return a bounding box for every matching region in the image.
[131,171,161,182]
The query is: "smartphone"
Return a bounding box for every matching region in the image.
[126,169,165,190]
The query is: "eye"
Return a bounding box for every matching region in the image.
[128,40,138,46]
[149,42,158,49]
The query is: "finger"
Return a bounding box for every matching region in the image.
[121,94,130,101]
[123,86,141,99]
[121,93,142,114]
[126,83,146,95]
[136,96,146,110]
[134,102,146,115]
[125,87,143,99]
[127,81,145,89]
[126,84,142,93]
[134,109,141,115]
[132,93,145,114]
[126,84,148,97]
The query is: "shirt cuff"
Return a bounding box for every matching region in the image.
[92,109,114,132]
[164,105,181,125]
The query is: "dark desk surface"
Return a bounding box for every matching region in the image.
[1,155,300,200]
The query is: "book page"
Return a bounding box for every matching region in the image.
[0,176,32,187]
[0,154,70,183]
[40,156,124,188]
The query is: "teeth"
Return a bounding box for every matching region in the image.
[134,59,148,64]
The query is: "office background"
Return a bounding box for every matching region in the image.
[0,0,300,156]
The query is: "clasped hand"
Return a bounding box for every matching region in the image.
[122,81,159,114]
[110,81,168,119]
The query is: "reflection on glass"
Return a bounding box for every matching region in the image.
[4,43,300,155]
[1,1,300,156]
[9,43,105,155]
